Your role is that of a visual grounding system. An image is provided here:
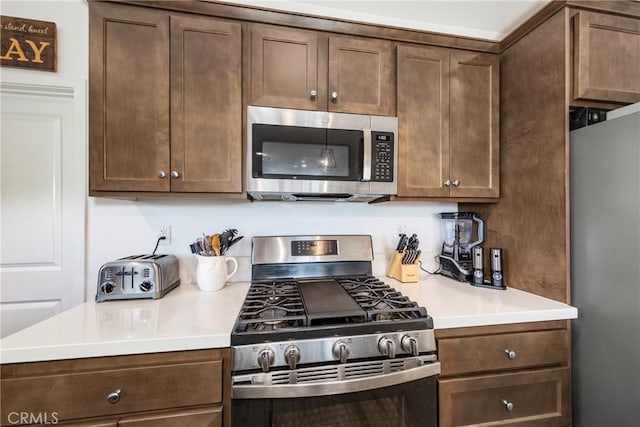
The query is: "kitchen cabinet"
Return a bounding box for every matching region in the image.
[0,349,230,427]
[89,2,242,195]
[249,24,395,115]
[436,321,571,427]
[397,45,499,199]
[573,11,640,104]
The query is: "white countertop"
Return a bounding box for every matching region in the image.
[0,276,577,364]
[389,275,577,329]
[0,282,250,364]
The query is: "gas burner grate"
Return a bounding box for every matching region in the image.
[235,280,307,333]
[337,276,428,322]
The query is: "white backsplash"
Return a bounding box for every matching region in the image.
[87,198,456,299]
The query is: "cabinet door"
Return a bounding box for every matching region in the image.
[250,25,325,110]
[328,37,394,115]
[574,12,640,104]
[89,3,170,192]
[450,52,499,198]
[118,407,222,427]
[396,45,450,197]
[170,16,242,193]
[438,367,570,427]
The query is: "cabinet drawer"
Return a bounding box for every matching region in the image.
[438,329,568,376]
[439,367,570,427]
[1,359,222,423]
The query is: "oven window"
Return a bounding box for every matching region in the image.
[232,376,437,427]
[252,124,363,181]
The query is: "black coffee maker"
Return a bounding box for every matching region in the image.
[438,212,484,282]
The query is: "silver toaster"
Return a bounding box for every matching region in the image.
[96,254,180,302]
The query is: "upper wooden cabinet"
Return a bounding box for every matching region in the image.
[397,45,499,199]
[89,3,242,195]
[249,24,395,115]
[573,11,640,104]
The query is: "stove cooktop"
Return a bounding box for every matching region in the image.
[231,275,432,345]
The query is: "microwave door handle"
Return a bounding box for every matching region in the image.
[362,129,372,181]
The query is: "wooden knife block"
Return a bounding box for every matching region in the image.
[386,252,421,283]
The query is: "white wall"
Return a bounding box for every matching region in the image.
[0,1,88,85]
[87,198,456,297]
[1,1,457,301]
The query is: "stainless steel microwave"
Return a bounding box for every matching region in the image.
[246,106,398,202]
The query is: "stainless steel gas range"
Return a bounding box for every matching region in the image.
[231,235,440,427]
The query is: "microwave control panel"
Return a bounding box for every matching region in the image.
[371,131,394,182]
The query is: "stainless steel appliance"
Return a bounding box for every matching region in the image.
[570,103,640,427]
[246,106,398,202]
[231,235,439,427]
[95,254,180,302]
[438,212,485,282]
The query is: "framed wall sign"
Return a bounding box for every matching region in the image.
[1,15,57,72]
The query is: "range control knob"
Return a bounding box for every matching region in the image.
[102,282,116,294]
[401,335,419,356]
[284,345,301,370]
[332,341,350,364]
[257,347,275,373]
[139,281,153,292]
[378,336,396,359]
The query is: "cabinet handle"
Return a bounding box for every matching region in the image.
[452,179,461,187]
[443,180,451,187]
[170,171,180,179]
[157,171,167,179]
[331,91,338,101]
[310,90,317,98]
[504,349,517,359]
[502,399,514,411]
[107,389,121,404]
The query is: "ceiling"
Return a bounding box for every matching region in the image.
[221,0,552,41]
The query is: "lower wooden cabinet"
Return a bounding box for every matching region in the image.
[0,349,230,427]
[436,321,571,427]
[439,367,570,427]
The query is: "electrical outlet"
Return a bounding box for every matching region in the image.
[158,225,171,245]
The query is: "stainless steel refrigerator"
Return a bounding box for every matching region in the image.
[570,103,640,427]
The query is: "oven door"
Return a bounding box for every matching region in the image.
[232,360,439,427]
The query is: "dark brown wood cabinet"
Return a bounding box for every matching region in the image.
[249,24,394,115]
[573,11,640,104]
[89,3,242,195]
[0,349,230,427]
[436,322,571,427]
[397,45,499,199]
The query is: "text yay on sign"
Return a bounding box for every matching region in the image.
[1,15,57,72]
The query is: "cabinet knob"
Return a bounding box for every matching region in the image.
[502,399,514,411]
[170,171,180,179]
[331,91,338,101]
[107,389,121,404]
[443,180,451,187]
[452,179,461,187]
[310,90,317,98]
[157,171,167,179]
[504,349,517,359]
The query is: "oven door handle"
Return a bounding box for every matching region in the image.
[232,361,440,399]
